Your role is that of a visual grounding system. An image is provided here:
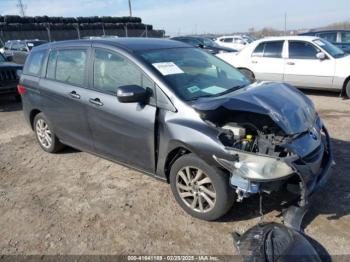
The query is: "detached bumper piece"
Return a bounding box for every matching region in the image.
[233,222,322,261]
[290,125,333,206]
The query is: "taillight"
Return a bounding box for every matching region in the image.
[17,85,26,94]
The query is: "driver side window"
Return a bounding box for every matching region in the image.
[93,48,155,98]
[289,41,320,59]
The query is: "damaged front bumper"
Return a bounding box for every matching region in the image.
[214,124,334,207]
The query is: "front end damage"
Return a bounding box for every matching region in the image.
[192,82,334,226]
[214,122,333,207]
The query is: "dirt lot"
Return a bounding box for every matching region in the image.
[0,91,349,256]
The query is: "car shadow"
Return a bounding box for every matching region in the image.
[301,88,348,99]
[219,137,350,228]
[0,96,22,112]
[56,146,81,154]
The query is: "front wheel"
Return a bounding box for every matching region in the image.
[170,154,234,221]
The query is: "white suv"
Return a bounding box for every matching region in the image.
[217,36,350,97]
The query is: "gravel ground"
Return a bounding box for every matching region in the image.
[0,91,349,256]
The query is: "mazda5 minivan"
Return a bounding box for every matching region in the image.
[19,38,333,221]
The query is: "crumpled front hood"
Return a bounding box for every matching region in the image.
[192,82,317,135]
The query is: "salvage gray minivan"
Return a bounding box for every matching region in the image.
[19,38,333,221]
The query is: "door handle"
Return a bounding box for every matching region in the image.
[251,60,258,64]
[286,62,295,65]
[89,98,103,106]
[69,91,80,99]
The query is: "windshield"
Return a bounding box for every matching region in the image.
[139,47,250,101]
[243,36,255,43]
[0,53,5,63]
[313,38,346,58]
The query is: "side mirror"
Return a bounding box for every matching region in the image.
[196,44,205,49]
[316,52,326,60]
[117,85,149,103]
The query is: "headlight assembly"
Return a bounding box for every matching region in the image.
[214,151,294,181]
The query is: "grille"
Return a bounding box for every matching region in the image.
[0,68,17,82]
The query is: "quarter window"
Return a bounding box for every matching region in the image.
[46,49,87,86]
[252,41,283,58]
[24,51,45,76]
[93,49,154,94]
[289,41,320,59]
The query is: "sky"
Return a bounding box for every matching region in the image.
[0,0,349,36]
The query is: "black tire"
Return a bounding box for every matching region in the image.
[345,81,350,99]
[239,68,255,82]
[33,113,64,153]
[170,153,234,221]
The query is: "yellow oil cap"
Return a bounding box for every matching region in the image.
[246,135,253,140]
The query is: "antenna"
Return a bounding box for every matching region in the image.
[128,0,132,17]
[17,0,26,16]
[284,12,287,35]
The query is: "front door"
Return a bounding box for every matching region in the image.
[284,40,335,89]
[86,47,157,172]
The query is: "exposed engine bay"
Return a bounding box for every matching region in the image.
[217,121,293,158]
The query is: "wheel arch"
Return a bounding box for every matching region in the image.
[342,75,350,97]
[29,109,42,130]
[164,146,192,183]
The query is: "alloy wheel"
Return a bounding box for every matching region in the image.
[36,119,52,149]
[176,166,216,213]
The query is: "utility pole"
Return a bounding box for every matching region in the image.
[17,0,26,17]
[284,12,287,35]
[128,0,132,17]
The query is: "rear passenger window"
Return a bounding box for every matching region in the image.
[46,49,87,86]
[93,49,153,94]
[252,41,283,58]
[263,41,283,58]
[24,50,45,76]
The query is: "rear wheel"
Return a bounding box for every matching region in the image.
[170,153,234,221]
[34,113,64,153]
[239,68,255,82]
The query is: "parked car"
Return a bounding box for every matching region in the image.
[217,36,350,98]
[171,36,237,54]
[3,39,47,64]
[19,38,332,221]
[215,35,255,50]
[0,52,22,100]
[299,30,350,53]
